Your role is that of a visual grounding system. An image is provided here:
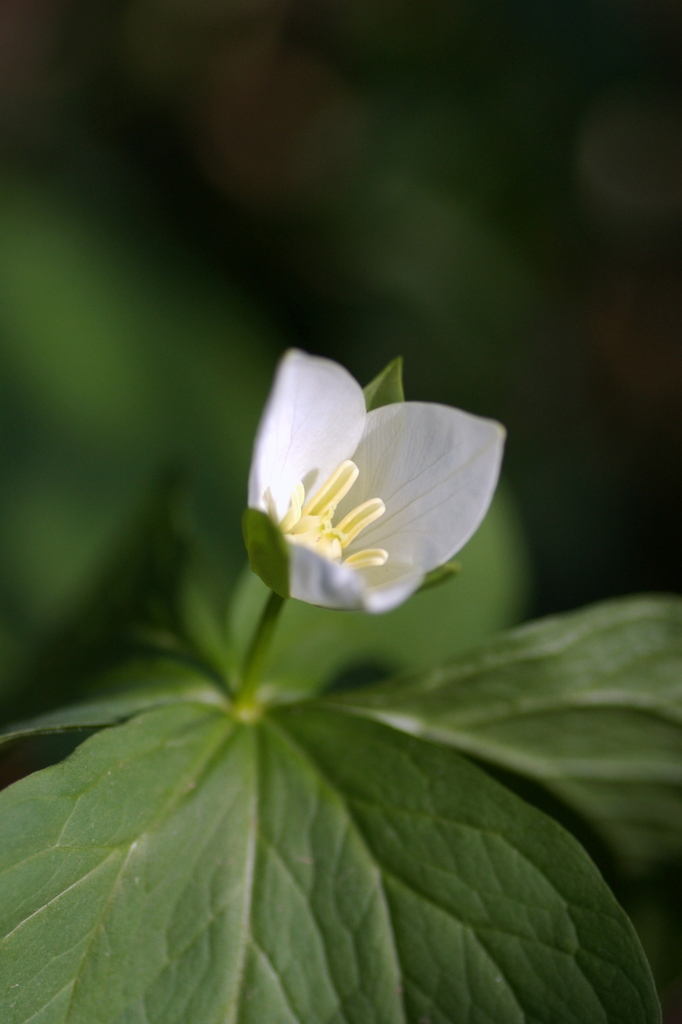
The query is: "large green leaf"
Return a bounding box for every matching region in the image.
[325,595,682,873]
[0,699,659,1022]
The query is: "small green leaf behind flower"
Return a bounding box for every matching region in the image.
[363,356,405,411]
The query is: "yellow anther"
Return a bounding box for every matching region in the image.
[279,482,305,534]
[302,460,359,518]
[336,499,386,545]
[344,548,389,569]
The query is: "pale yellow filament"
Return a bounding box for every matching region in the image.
[279,482,305,534]
[301,460,359,518]
[336,499,386,545]
[344,548,389,569]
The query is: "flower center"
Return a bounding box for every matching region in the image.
[276,460,388,569]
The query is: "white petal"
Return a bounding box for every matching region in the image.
[357,563,425,614]
[248,350,366,521]
[340,402,505,574]
[289,544,365,610]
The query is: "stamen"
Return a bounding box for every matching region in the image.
[336,499,386,545]
[277,459,389,572]
[344,548,389,569]
[302,460,359,518]
[279,482,305,534]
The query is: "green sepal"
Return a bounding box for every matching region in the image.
[419,558,461,592]
[242,508,290,598]
[363,356,404,411]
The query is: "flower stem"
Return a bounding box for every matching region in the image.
[236,590,285,711]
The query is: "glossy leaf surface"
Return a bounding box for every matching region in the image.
[0,699,659,1023]
[326,595,682,872]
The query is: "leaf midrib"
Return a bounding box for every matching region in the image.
[321,698,682,783]
[264,715,409,1024]
[268,714,642,1024]
[329,655,682,729]
[224,725,258,1024]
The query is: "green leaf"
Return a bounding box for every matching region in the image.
[363,357,404,411]
[277,707,660,1024]
[0,702,659,1022]
[0,665,226,749]
[242,508,290,599]
[325,595,682,873]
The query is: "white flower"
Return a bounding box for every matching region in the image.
[248,349,505,613]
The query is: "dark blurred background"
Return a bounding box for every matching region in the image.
[0,0,681,1012]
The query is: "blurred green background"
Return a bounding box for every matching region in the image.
[0,0,681,1012]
